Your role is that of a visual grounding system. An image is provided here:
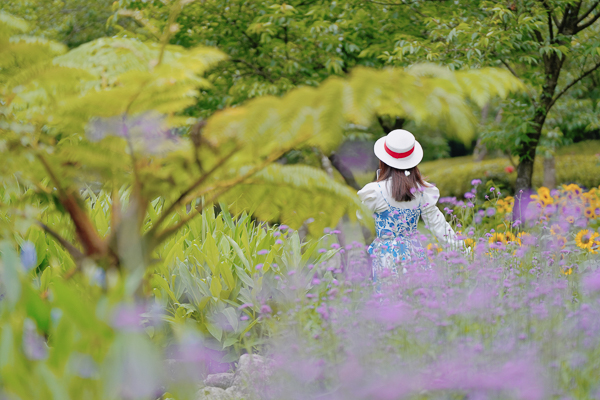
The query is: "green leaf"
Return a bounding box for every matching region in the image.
[206,322,223,342]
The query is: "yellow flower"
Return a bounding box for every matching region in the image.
[495,196,515,214]
[553,235,567,249]
[567,184,583,196]
[457,231,475,248]
[516,232,532,246]
[561,267,573,275]
[488,232,505,244]
[566,216,575,224]
[427,243,442,253]
[575,230,599,252]
[531,187,553,206]
[550,224,563,235]
[585,208,594,219]
[504,231,517,243]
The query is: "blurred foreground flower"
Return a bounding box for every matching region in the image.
[19,241,37,271]
[87,112,179,155]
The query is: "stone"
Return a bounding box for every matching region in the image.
[197,386,232,400]
[232,354,273,394]
[204,372,235,389]
[225,386,245,399]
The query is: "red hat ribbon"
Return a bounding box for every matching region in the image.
[384,141,415,159]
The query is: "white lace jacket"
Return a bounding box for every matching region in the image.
[357,180,464,249]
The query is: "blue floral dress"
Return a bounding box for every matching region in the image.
[368,183,425,280]
[358,180,463,281]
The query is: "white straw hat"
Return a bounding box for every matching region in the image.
[374,129,423,170]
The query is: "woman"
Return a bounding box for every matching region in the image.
[358,129,464,281]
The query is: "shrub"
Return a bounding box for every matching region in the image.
[421,153,600,198]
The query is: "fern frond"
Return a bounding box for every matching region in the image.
[220,164,373,236]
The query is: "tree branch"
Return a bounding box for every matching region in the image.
[145,145,241,239]
[576,9,600,32]
[538,0,560,32]
[576,0,600,24]
[36,221,84,261]
[231,59,275,83]
[548,60,600,109]
[499,59,520,79]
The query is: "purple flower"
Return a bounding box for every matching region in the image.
[87,112,178,155]
[318,249,327,253]
[486,208,496,216]
[279,225,289,230]
[255,263,264,270]
[512,220,521,227]
[260,305,272,314]
[273,231,281,237]
[471,179,482,186]
[490,187,495,192]
[275,239,283,245]
[22,319,47,360]
[331,243,341,249]
[20,241,37,271]
[111,304,146,332]
[257,249,269,255]
[464,192,475,199]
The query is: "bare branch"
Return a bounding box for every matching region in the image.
[548,60,600,109]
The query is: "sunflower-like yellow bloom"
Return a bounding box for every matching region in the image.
[488,232,506,244]
[516,232,533,247]
[575,230,599,252]
[530,187,553,206]
[427,243,442,253]
[495,196,515,214]
[550,224,563,235]
[504,231,517,243]
[561,267,573,275]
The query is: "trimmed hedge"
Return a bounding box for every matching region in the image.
[420,153,600,198]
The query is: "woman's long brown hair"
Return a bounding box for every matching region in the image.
[376,160,427,202]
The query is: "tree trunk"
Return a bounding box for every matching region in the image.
[513,51,562,218]
[377,116,405,133]
[472,138,488,162]
[543,155,556,189]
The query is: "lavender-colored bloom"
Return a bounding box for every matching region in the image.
[22,319,47,360]
[87,112,178,155]
[471,179,482,185]
[111,304,146,332]
[256,263,264,270]
[258,249,269,255]
[260,305,272,314]
[20,241,37,271]
[465,192,475,199]
[275,239,283,245]
[486,208,496,216]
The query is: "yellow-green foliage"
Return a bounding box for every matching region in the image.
[420,148,600,197]
[1,11,523,268]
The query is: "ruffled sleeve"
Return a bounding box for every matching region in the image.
[420,183,464,250]
[357,182,388,214]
